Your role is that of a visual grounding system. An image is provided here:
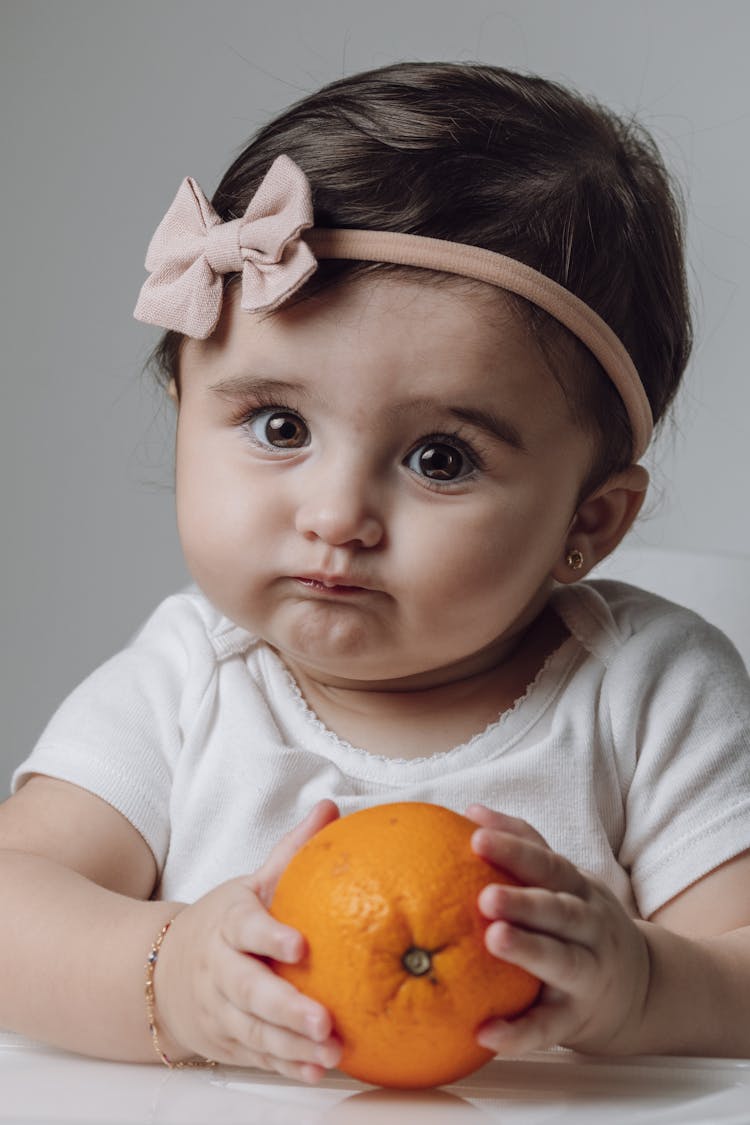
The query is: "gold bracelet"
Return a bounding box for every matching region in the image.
[145,917,217,1069]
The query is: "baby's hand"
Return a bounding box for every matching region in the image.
[466,804,650,1057]
[153,800,343,1082]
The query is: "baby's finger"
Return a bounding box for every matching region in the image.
[252,800,341,903]
[221,896,306,963]
[472,828,588,897]
[477,1000,568,1058]
[275,1057,329,1085]
[465,804,548,846]
[223,1002,342,1071]
[479,884,594,947]
[485,918,594,993]
[219,949,334,1044]
[244,964,334,1044]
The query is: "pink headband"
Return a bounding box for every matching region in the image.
[134,154,653,459]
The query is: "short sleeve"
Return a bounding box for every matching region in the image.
[11,591,217,871]
[612,609,750,918]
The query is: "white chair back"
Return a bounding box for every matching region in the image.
[592,545,750,671]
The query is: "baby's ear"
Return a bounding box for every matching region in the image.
[552,465,649,583]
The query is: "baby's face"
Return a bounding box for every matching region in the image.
[175,276,594,688]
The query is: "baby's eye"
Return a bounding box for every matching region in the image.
[405,440,474,483]
[247,409,310,449]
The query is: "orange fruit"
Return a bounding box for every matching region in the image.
[270,801,540,1088]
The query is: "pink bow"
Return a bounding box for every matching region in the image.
[133,154,318,338]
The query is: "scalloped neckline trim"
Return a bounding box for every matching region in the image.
[271,633,580,768]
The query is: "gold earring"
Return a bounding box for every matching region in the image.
[565,548,584,571]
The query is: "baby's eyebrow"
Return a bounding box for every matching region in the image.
[390,399,527,453]
[448,405,527,453]
[208,374,309,399]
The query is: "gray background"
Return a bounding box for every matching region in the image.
[2,0,749,792]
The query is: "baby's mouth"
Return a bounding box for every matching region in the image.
[293,574,370,595]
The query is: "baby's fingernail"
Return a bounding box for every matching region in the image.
[479,883,505,914]
[487,919,510,947]
[478,884,493,910]
[300,1063,325,1084]
[278,930,302,961]
[477,1020,508,1049]
[303,1011,324,1039]
[315,1040,342,1067]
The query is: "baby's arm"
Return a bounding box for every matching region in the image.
[468,804,750,1057]
[0,778,341,1080]
[0,775,172,1059]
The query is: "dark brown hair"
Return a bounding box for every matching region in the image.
[146,60,692,494]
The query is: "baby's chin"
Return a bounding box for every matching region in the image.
[262,619,449,690]
[213,594,508,689]
[269,635,504,695]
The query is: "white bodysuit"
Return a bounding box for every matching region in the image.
[12,580,750,918]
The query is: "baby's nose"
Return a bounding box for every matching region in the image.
[294,469,384,549]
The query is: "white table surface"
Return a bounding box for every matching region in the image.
[2,1031,749,1125]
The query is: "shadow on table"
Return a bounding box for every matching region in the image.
[447,1053,748,1102]
[321,1087,482,1121]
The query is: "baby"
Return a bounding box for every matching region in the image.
[1,61,749,1082]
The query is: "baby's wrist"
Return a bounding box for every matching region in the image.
[588,920,653,1056]
[145,910,215,1069]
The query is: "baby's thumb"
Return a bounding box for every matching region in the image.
[254,800,340,902]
